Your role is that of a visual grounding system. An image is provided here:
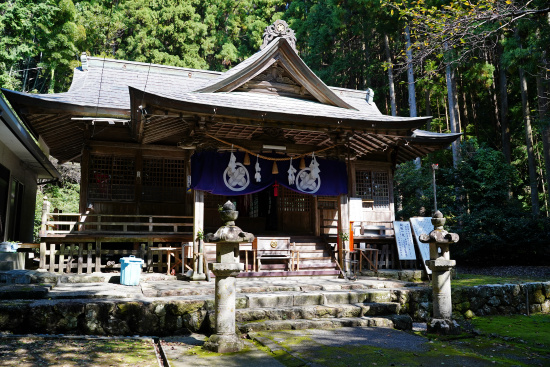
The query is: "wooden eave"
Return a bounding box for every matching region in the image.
[195,38,357,110]
[129,87,429,135]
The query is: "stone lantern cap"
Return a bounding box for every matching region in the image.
[205,201,255,243]
[419,211,459,244]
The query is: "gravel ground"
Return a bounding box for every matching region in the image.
[457,266,550,279]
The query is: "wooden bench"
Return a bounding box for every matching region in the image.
[254,237,297,271]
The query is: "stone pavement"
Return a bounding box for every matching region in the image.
[160,327,429,367]
[162,334,287,367]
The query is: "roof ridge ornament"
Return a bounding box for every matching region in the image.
[261,20,297,53]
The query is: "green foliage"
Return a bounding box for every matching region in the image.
[0,0,81,93]
[34,182,80,242]
[395,139,550,266]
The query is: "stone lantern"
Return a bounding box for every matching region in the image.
[203,201,254,353]
[419,210,460,334]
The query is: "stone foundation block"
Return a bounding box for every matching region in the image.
[247,293,293,308]
[363,291,391,303]
[293,293,323,306]
[323,291,353,305]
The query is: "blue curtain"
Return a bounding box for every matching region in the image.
[191,151,347,196]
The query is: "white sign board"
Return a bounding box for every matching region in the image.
[349,197,363,222]
[409,217,434,275]
[393,221,416,260]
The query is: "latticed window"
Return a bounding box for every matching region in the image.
[355,170,390,210]
[142,158,186,202]
[279,186,311,212]
[204,192,225,209]
[89,155,135,201]
[317,196,337,210]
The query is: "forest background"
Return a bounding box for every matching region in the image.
[1,0,549,265]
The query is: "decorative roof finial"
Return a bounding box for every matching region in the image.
[261,20,297,53]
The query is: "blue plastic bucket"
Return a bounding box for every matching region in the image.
[120,255,144,286]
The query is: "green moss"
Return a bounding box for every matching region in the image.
[452,274,546,287]
[117,302,141,315]
[533,289,546,304]
[471,314,550,353]
[167,300,205,316]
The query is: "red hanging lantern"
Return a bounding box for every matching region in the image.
[273,182,279,197]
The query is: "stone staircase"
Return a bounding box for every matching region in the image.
[233,286,414,333]
[0,270,426,336]
[205,236,340,277]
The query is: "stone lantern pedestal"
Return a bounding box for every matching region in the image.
[203,201,254,353]
[420,211,460,335]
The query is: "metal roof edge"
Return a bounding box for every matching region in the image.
[0,93,61,180]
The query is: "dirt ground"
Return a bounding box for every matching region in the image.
[0,336,159,367]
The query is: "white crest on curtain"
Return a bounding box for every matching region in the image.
[288,157,297,185]
[296,152,321,194]
[254,154,261,182]
[223,151,250,191]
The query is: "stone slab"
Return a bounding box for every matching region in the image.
[0,284,51,299]
[252,326,429,353]
[47,282,146,300]
[247,293,294,308]
[162,335,285,367]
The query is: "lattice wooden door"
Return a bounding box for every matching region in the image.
[277,186,313,234]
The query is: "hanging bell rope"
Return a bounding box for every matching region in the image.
[206,133,337,161]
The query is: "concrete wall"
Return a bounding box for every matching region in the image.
[0,139,39,243]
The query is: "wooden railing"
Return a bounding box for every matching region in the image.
[40,212,193,236]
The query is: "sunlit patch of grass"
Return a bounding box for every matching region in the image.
[470,314,550,353]
[452,273,547,287]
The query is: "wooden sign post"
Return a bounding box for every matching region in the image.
[393,221,416,260]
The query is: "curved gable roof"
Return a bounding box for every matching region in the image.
[196,38,357,110]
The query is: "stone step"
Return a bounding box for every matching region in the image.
[243,289,393,308]
[238,270,340,278]
[235,302,401,323]
[238,314,413,333]
[0,284,52,300]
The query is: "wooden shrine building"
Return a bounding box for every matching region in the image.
[1,20,460,276]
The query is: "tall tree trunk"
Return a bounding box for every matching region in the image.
[405,25,420,167]
[459,73,469,132]
[537,64,550,213]
[445,58,460,167]
[452,68,461,135]
[499,50,512,165]
[425,88,431,130]
[48,68,56,94]
[405,25,417,117]
[384,33,397,117]
[490,72,501,146]
[519,66,540,217]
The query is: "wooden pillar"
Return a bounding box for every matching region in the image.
[95,239,101,272]
[338,194,349,270]
[40,196,50,236]
[191,189,206,280]
[313,196,320,236]
[79,145,90,214]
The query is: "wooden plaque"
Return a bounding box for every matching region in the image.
[393,221,416,260]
